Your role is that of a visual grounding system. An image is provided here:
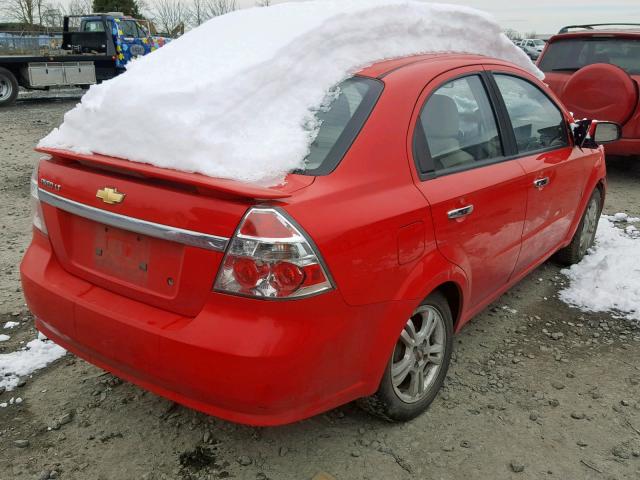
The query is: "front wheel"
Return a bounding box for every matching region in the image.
[0,67,19,107]
[358,291,453,422]
[554,189,602,266]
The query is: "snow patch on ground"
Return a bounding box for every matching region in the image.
[613,212,640,223]
[0,333,66,391]
[4,321,20,329]
[39,0,540,185]
[0,334,10,342]
[560,216,640,321]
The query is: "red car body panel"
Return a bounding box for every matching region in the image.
[538,30,640,156]
[21,54,607,425]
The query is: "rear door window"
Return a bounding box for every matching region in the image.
[416,75,503,172]
[539,38,640,74]
[303,77,383,174]
[494,74,568,154]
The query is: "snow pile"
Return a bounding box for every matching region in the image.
[0,333,66,391]
[40,0,539,185]
[4,321,19,329]
[560,216,640,321]
[613,212,640,223]
[0,335,9,342]
[0,397,23,408]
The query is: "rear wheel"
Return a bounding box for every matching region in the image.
[358,292,453,422]
[554,189,602,266]
[0,67,18,107]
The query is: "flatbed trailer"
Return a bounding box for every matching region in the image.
[0,13,170,106]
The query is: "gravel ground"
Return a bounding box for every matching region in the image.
[1,98,640,480]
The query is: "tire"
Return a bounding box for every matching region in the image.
[554,189,602,266]
[358,291,453,422]
[0,67,18,107]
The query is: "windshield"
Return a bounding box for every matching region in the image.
[533,39,545,46]
[303,77,383,175]
[120,20,140,37]
[539,37,640,74]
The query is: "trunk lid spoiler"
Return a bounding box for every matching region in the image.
[37,148,312,200]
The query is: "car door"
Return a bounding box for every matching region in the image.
[116,18,152,63]
[486,69,588,274]
[410,68,528,310]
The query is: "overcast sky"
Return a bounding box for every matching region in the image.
[235,0,640,34]
[7,0,640,34]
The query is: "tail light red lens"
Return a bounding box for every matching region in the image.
[271,261,305,293]
[231,258,266,289]
[214,208,334,299]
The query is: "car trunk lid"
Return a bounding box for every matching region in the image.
[36,148,313,317]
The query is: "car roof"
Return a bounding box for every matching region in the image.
[357,53,510,79]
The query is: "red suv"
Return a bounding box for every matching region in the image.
[21,54,618,426]
[538,23,640,157]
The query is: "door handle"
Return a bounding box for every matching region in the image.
[533,177,550,189]
[447,205,474,219]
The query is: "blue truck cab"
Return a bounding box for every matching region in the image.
[79,14,170,68]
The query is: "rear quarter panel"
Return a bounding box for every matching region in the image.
[283,60,476,315]
[282,75,437,307]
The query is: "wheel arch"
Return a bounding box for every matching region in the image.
[595,178,606,210]
[365,265,467,395]
[433,281,463,331]
[562,153,606,246]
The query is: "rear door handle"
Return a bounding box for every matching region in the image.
[447,205,474,219]
[533,177,550,189]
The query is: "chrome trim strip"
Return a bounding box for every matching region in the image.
[38,188,229,252]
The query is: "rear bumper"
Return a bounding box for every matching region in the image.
[20,231,414,425]
[605,138,640,157]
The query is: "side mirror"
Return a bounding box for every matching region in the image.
[593,121,621,144]
[571,119,621,148]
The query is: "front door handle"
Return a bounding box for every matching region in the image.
[447,205,474,219]
[533,177,550,189]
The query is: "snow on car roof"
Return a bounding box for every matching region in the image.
[39,0,541,186]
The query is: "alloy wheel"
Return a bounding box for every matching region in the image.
[391,305,446,404]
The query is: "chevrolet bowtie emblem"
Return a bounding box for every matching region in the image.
[96,187,125,205]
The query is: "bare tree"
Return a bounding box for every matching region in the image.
[189,0,207,26]
[152,0,189,34]
[256,0,271,6]
[205,0,236,17]
[40,5,63,26]
[503,28,522,41]
[3,0,46,25]
[62,0,93,16]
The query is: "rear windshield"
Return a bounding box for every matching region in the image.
[302,77,383,175]
[539,37,640,74]
[83,20,105,32]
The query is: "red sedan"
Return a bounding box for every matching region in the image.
[21,53,619,425]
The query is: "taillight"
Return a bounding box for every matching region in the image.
[30,165,48,235]
[214,207,333,299]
